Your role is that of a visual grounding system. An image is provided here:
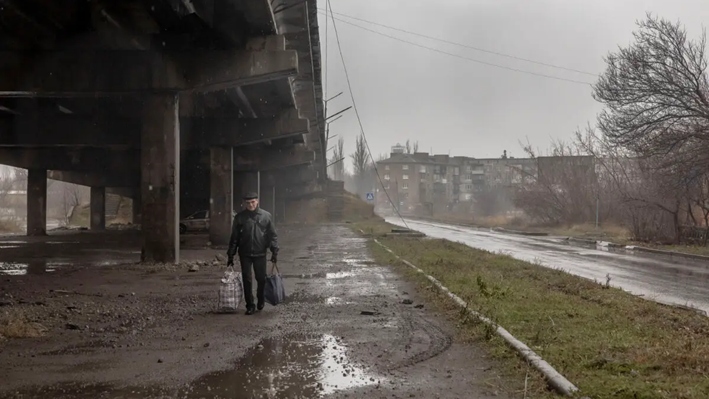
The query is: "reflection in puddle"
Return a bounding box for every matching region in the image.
[325,296,354,305]
[182,334,381,398]
[326,271,355,279]
[0,262,29,275]
[0,245,20,249]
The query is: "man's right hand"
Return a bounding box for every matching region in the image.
[227,257,234,267]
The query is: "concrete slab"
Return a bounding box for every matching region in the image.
[0,225,513,398]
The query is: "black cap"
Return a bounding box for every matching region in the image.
[243,192,259,200]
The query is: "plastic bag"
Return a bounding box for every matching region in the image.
[264,262,287,306]
[217,266,243,313]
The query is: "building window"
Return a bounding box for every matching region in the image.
[403,174,409,180]
[384,164,390,170]
[420,165,426,173]
[384,174,390,180]
[402,164,409,170]
[402,182,408,189]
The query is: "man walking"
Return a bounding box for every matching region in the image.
[227,192,279,315]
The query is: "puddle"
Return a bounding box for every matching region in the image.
[325,296,355,305]
[0,260,61,275]
[326,271,355,279]
[181,334,381,398]
[343,258,375,266]
[281,272,327,279]
[0,262,29,275]
[0,245,20,249]
[282,271,357,280]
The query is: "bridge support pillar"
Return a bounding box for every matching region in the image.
[233,171,260,211]
[209,147,233,246]
[26,168,47,236]
[140,93,180,263]
[90,187,106,231]
[132,194,141,225]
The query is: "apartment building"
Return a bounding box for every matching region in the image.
[375,145,589,213]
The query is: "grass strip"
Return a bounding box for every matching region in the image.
[354,219,709,399]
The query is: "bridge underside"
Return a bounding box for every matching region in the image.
[0,0,326,262]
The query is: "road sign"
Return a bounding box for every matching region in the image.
[365,192,374,201]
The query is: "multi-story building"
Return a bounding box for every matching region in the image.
[375,145,593,215]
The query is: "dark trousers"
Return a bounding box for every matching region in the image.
[240,256,267,308]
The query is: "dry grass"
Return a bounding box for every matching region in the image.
[0,309,48,339]
[354,220,709,399]
[547,223,631,241]
[0,218,23,233]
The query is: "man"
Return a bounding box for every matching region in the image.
[227,192,279,315]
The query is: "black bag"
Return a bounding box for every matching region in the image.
[264,262,287,306]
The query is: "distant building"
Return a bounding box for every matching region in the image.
[375,145,592,215]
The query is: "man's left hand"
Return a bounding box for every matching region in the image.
[270,253,278,263]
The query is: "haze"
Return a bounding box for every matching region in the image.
[319,0,709,163]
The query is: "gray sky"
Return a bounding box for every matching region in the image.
[318,0,708,169]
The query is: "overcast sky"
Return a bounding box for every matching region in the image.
[317,0,708,169]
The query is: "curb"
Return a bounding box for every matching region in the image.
[564,237,709,263]
[401,216,549,236]
[404,216,709,263]
[365,232,579,397]
[493,227,549,237]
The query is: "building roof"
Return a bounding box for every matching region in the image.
[377,153,446,165]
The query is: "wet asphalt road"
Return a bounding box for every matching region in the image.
[386,218,709,313]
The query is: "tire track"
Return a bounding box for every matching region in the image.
[386,310,452,371]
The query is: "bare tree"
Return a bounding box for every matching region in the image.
[413,141,419,153]
[0,169,14,208]
[60,183,85,226]
[593,14,709,171]
[513,139,598,225]
[328,137,346,181]
[575,126,698,243]
[405,139,411,154]
[350,134,370,196]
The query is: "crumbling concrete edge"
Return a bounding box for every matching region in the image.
[364,232,579,397]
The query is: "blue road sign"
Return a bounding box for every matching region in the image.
[366,192,374,201]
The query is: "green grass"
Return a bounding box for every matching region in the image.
[353,219,709,399]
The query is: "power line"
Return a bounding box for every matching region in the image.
[319,9,599,78]
[317,10,595,86]
[325,0,410,229]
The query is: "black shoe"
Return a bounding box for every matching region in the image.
[257,303,265,311]
[245,307,255,315]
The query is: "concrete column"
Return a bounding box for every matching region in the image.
[90,187,106,230]
[26,168,47,236]
[209,147,233,246]
[233,171,259,211]
[132,194,141,224]
[260,184,275,215]
[140,93,180,263]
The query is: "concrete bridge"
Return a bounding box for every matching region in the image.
[0,0,326,262]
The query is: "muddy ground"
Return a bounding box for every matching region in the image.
[0,224,513,398]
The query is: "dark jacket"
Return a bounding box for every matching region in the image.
[227,208,279,258]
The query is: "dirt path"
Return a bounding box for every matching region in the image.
[0,224,512,398]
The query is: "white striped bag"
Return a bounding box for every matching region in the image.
[217,266,243,313]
